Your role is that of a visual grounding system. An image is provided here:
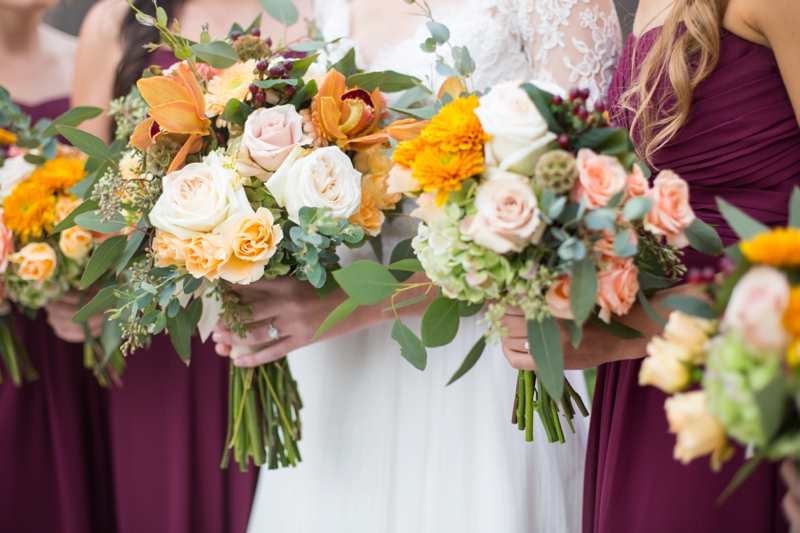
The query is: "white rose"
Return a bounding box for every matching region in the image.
[473,83,557,175]
[267,146,362,222]
[236,105,311,179]
[150,152,252,240]
[0,155,35,200]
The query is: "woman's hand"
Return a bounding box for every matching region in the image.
[45,290,103,343]
[781,459,800,528]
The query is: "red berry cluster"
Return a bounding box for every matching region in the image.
[230,27,271,44]
[249,59,296,105]
[551,87,609,149]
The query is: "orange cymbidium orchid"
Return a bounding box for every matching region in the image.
[130,63,211,172]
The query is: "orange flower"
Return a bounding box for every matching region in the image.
[783,286,800,337]
[420,95,489,153]
[741,227,800,267]
[0,127,18,145]
[3,181,56,242]
[410,145,484,205]
[29,155,87,193]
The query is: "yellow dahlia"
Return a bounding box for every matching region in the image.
[3,181,56,242]
[420,95,490,153]
[410,146,484,205]
[741,227,800,267]
[29,156,87,193]
[205,60,257,117]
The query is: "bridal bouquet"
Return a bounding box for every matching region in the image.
[0,88,125,387]
[640,192,800,496]
[66,4,419,469]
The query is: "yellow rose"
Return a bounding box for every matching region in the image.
[153,231,190,268]
[664,391,733,471]
[185,233,226,281]
[54,194,82,224]
[663,311,715,363]
[59,226,93,261]
[217,208,283,284]
[638,336,691,393]
[9,242,57,282]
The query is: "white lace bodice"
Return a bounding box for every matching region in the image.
[313,0,622,101]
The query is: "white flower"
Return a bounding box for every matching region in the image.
[473,83,557,175]
[266,146,362,222]
[0,155,35,201]
[236,105,311,179]
[150,151,252,240]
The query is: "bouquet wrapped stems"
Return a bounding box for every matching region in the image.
[0,313,37,386]
[82,340,126,389]
[223,356,302,471]
[513,371,588,444]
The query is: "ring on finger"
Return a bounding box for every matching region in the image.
[523,341,530,352]
[267,321,281,341]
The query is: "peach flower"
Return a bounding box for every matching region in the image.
[54,195,82,224]
[185,234,226,281]
[665,391,732,471]
[0,212,13,273]
[663,311,715,362]
[350,190,385,237]
[574,148,628,208]
[546,275,574,320]
[386,165,421,195]
[626,164,650,198]
[9,242,57,282]
[639,336,692,393]
[217,208,283,284]
[644,170,695,248]
[596,258,639,323]
[361,171,400,211]
[153,231,189,268]
[59,226,94,261]
[409,191,445,224]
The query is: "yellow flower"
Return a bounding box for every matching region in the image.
[741,227,800,267]
[3,181,56,242]
[784,286,800,338]
[410,145,484,205]
[205,60,257,118]
[392,135,428,169]
[420,95,490,153]
[0,127,17,145]
[787,338,800,367]
[28,156,87,193]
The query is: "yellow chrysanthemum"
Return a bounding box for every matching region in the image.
[741,227,800,267]
[28,156,87,193]
[3,181,56,242]
[205,59,257,117]
[410,145,484,205]
[0,127,17,145]
[420,95,490,153]
[392,135,428,169]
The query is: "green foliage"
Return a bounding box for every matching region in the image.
[40,107,103,138]
[55,126,114,163]
[260,0,299,27]
[312,298,358,341]
[190,41,240,68]
[80,236,127,289]
[685,218,723,256]
[333,261,399,305]
[446,336,486,386]
[717,198,768,240]
[421,297,460,347]
[661,294,719,319]
[526,317,564,399]
[569,255,598,325]
[392,319,427,370]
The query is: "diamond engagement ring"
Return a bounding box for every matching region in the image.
[523,341,530,351]
[268,321,280,341]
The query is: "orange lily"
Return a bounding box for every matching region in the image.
[438,77,467,101]
[346,118,430,151]
[0,127,18,145]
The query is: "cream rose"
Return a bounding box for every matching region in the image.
[54,195,82,224]
[463,171,541,254]
[410,191,445,224]
[236,105,311,179]
[644,170,695,248]
[639,336,692,393]
[185,233,226,281]
[386,165,420,195]
[0,154,35,200]
[217,207,283,284]
[153,231,190,268]
[722,266,791,353]
[596,258,639,323]
[9,242,57,282]
[574,149,628,209]
[150,151,252,240]
[473,83,557,174]
[663,311,715,363]
[59,226,94,261]
[266,146,362,222]
[665,391,731,470]
[546,275,574,320]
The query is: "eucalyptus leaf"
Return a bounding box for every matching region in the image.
[80,235,127,289]
[55,126,113,163]
[313,298,359,341]
[190,42,240,69]
[638,269,678,291]
[389,238,416,282]
[426,21,450,44]
[421,297,460,347]
[458,300,483,318]
[637,290,667,328]
[330,47,358,78]
[570,255,598,325]
[446,336,486,386]
[717,198,768,240]
[564,320,583,348]
[259,0,299,26]
[527,317,564,398]
[622,197,652,221]
[392,319,427,370]
[790,187,800,229]
[40,106,102,138]
[685,218,723,256]
[519,83,563,134]
[388,258,424,272]
[116,225,147,276]
[388,106,435,120]
[590,314,645,339]
[754,375,785,441]
[661,295,718,319]
[380,71,423,93]
[72,285,120,323]
[166,306,193,362]
[289,40,326,53]
[74,211,128,234]
[333,261,399,305]
[347,72,386,92]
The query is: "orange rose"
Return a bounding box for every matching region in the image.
[9,242,57,282]
[185,234,226,281]
[59,226,94,261]
[574,148,628,208]
[153,231,189,268]
[596,258,639,323]
[350,191,385,237]
[626,164,650,198]
[546,275,574,320]
[644,170,695,248]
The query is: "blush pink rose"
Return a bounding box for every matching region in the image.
[596,258,640,323]
[0,210,13,273]
[574,148,628,208]
[644,170,695,248]
[626,164,650,198]
[236,105,311,178]
[546,275,574,320]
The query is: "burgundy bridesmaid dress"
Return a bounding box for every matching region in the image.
[0,98,117,533]
[583,29,797,533]
[105,50,257,533]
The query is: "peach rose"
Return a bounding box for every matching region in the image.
[665,391,732,471]
[59,226,94,261]
[594,229,639,260]
[9,242,57,282]
[463,172,541,254]
[217,208,283,284]
[409,191,445,224]
[236,105,312,178]
[546,275,574,320]
[185,234,226,281]
[644,170,695,248]
[0,212,13,273]
[386,165,421,195]
[153,231,189,268]
[663,311,715,362]
[722,266,791,353]
[349,191,385,237]
[596,258,639,323]
[55,195,82,224]
[361,171,400,211]
[354,146,393,175]
[574,149,628,208]
[626,164,650,198]
[639,336,692,393]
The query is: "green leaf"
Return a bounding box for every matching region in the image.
[286,53,320,77]
[446,336,486,386]
[392,319,427,370]
[572,127,622,150]
[72,285,120,323]
[187,296,203,331]
[421,297,460,347]
[183,275,203,295]
[289,40,326,53]
[426,21,450,44]
[383,293,429,312]
[347,72,386,92]
[637,269,678,291]
[755,376,785,441]
[387,258,423,272]
[80,235,127,289]
[570,255,598,325]
[221,98,255,128]
[23,153,45,165]
[661,295,718,319]
[685,218,723,256]
[260,0,299,26]
[458,300,482,318]
[330,47,358,78]
[389,106,436,120]
[564,320,583,348]
[790,187,800,229]
[590,315,645,339]
[717,198,768,240]
[55,126,113,162]
[312,298,358,341]
[622,197,652,221]
[156,6,168,26]
[636,290,667,328]
[717,446,770,505]
[190,41,239,69]
[100,316,123,357]
[166,306,194,361]
[526,317,564,399]
[253,78,299,90]
[597,129,635,155]
[74,210,128,234]
[333,261,399,305]
[244,13,263,34]
[379,71,422,93]
[389,238,416,282]
[116,224,147,276]
[519,83,563,134]
[40,106,103,138]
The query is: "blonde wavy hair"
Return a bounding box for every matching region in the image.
[619,0,730,163]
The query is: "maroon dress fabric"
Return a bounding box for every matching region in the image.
[583,28,798,533]
[0,97,117,533]
[105,49,257,533]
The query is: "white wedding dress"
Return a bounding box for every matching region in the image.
[248,1,621,532]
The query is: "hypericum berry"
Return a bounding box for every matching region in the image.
[579,88,591,101]
[250,28,261,37]
[593,99,606,113]
[249,83,259,93]
[557,134,570,149]
[231,30,242,41]
[268,65,284,78]
[215,131,226,145]
[264,37,273,47]
[719,257,736,276]
[552,94,563,106]
[256,60,268,72]
[281,72,291,79]
[687,268,703,285]
[576,106,589,121]
[568,87,581,101]
[701,266,716,283]
[254,91,267,103]
[283,60,294,71]
[285,85,297,96]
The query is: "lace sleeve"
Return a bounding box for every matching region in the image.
[516,0,623,102]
